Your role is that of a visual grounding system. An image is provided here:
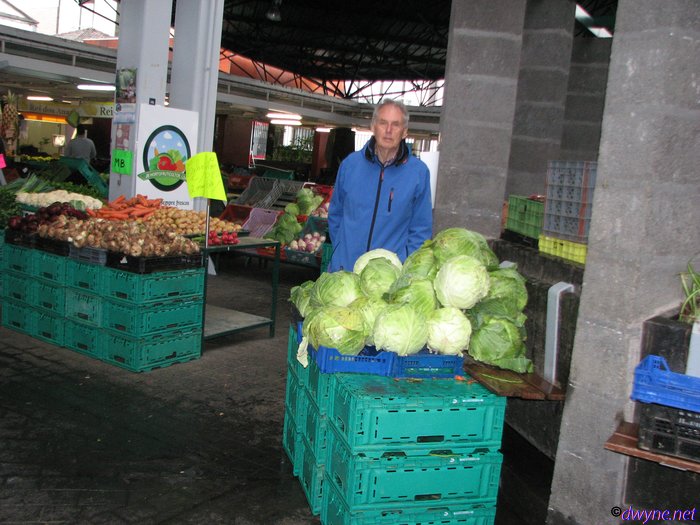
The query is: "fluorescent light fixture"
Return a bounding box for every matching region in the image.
[26,95,54,101]
[587,26,613,38]
[575,4,613,38]
[270,119,302,126]
[77,83,116,91]
[267,112,301,120]
[315,127,331,133]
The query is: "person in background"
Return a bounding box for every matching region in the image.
[64,125,96,164]
[327,99,433,272]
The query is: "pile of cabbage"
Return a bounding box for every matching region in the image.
[289,227,533,373]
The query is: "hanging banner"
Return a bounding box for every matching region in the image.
[134,104,199,209]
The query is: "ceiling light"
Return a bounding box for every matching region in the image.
[270,119,301,126]
[77,83,116,91]
[266,0,282,22]
[26,95,54,101]
[315,127,331,133]
[266,112,301,120]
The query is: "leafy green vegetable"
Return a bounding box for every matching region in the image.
[468,316,533,373]
[290,280,315,317]
[0,187,21,228]
[309,271,363,308]
[296,188,324,215]
[353,248,402,274]
[349,295,388,346]
[285,202,300,216]
[469,266,528,320]
[373,303,428,356]
[359,257,400,299]
[303,305,368,355]
[431,228,499,269]
[427,307,472,356]
[433,255,490,310]
[385,273,437,318]
[264,212,303,244]
[401,241,437,280]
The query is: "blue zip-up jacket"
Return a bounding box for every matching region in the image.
[327,137,433,272]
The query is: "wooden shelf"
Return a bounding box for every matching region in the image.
[463,358,566,400]
[604,421,700,474]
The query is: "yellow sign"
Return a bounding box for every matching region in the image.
[185,152,226,202]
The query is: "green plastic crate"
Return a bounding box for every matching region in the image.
[3,244,34,275]
[328,375,506,453]
[102,267,205,304]
[505,195,544,239]
[285,369,308,429]
[283,405,303,477]
[326,424,501,509]
[320,242,333,273]
[1,298,36,334]
[307,358,333,415]
[101,328,201,372]
[34,310,65,346]
[300,437,325,516]
[102,298,203,337]
[34,281,66,315]
[303,391,329,464]
[321,476,497,525]
[2,271,34,304]
[287,323,310,387]
[64,258,107,293]
[65,288,103,326]
[32,251,66,284]
[63,320,103,359]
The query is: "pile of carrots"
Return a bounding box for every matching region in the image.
[87,194,163,220]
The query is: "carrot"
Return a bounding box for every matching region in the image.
[111,194,126,206]
[130,208,154,217]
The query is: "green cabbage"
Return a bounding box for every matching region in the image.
[289,280,315,317]
[353,248,402,274]
[373,303,428,356]
[359,257,400,299]
[431,228,499,269]
[469,267,528,320]
[303,305,368,355]
[433,255,490,310]
[401,241,437,280]
[427,307,472,356]
[468,316,533,373]
[310,271,363,308]
[349,295,389,346]
[385,274,437,318]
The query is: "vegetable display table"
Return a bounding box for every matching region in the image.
[202,237,280,340]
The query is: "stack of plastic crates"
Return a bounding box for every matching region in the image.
[234,176,281,208]
[1,234,205,372]
[266,179,306,213]
[539,160,597,265]
[631,355,700,462]
[283,324,506,523]
[504,195,544,242]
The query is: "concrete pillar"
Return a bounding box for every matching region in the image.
[547,1,700,523]
[505,0,576,197]
[560,37,612,161]
[170,0,225,153]
[433,0,527,237]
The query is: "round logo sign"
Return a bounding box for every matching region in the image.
[142,125,191,191]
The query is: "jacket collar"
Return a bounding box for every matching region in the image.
[364,136,410,166]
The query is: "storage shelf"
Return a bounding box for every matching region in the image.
[463,358,566,401]
[203,305,272,340]
[604,421,700,474]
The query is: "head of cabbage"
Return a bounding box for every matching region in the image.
[433,255,490,310]
[468,316,533,373]
[353,248,402,274]
[359,257,400,299]
[372,303,428,356]
[431,228,499,269]
[302,305,368,355]
[401,241,438,280]
[385,273,437,318]
[349,295,388,346]
[468,266,528,321]
[289,280,315,318]
[309,270,363,308]
[427,307,472,356]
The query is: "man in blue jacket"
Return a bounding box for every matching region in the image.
[327,99,433,272]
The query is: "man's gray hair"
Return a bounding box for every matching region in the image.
[371,99,409,128]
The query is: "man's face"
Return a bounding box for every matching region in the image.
[371,105,408,152]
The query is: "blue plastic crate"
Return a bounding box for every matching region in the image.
[300,322,463,379]
[631,355,700,412]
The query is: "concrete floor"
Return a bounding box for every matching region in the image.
[0,254,543,525]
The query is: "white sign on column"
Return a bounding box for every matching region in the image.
[134,104,199,209]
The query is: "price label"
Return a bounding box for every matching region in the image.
[111,148,133,175]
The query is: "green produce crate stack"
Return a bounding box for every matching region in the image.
[1,241,205,372]
[283,325,506,523]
